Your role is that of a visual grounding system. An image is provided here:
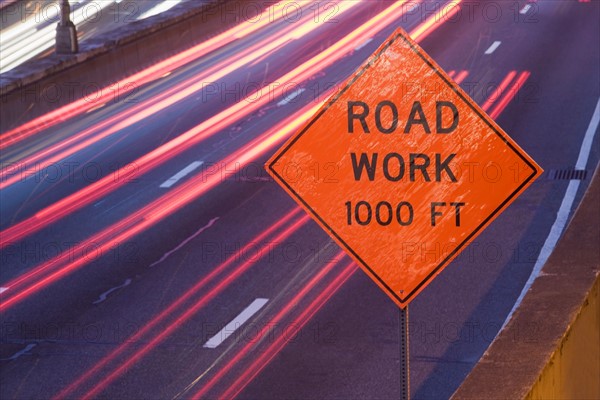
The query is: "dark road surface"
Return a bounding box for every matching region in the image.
[1,0,599,399]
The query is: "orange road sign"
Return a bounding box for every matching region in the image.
[266,28,542,308]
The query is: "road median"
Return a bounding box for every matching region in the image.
[0,0,259,132]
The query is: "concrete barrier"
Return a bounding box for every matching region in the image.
[452,164,600,400]
[0,0,260,132]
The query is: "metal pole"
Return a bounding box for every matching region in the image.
[56,0,78,54]
[399,306,410,400]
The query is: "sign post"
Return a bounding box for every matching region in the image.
[266,27,542,398]
[400,307,409,400]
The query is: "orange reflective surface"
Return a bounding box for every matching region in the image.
[267,28,542,308]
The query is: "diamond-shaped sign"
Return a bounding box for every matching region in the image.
[266,28,542,308]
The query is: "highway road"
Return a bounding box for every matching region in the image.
[1,0,599,399]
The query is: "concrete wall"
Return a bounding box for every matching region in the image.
[526,278,599,399]
[452,165,600,399]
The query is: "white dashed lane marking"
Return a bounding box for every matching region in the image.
[484,41,501,55]
[203,298,269,349]
[160,161,204,188]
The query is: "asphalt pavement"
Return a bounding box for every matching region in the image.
[1,0,599,399]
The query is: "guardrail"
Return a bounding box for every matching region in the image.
[452,164,600,399]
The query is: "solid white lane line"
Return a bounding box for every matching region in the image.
[93,278,132,305]
[503,97,600,329]
[575,98,600,169]
[160,161,203,188]
[0,287,8,294]
[203,298,269,349]
[277,88,306,106]
[355,38,372,51]
[520,4,532,14]
[149,217,219,267]
[484,41,501,55]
